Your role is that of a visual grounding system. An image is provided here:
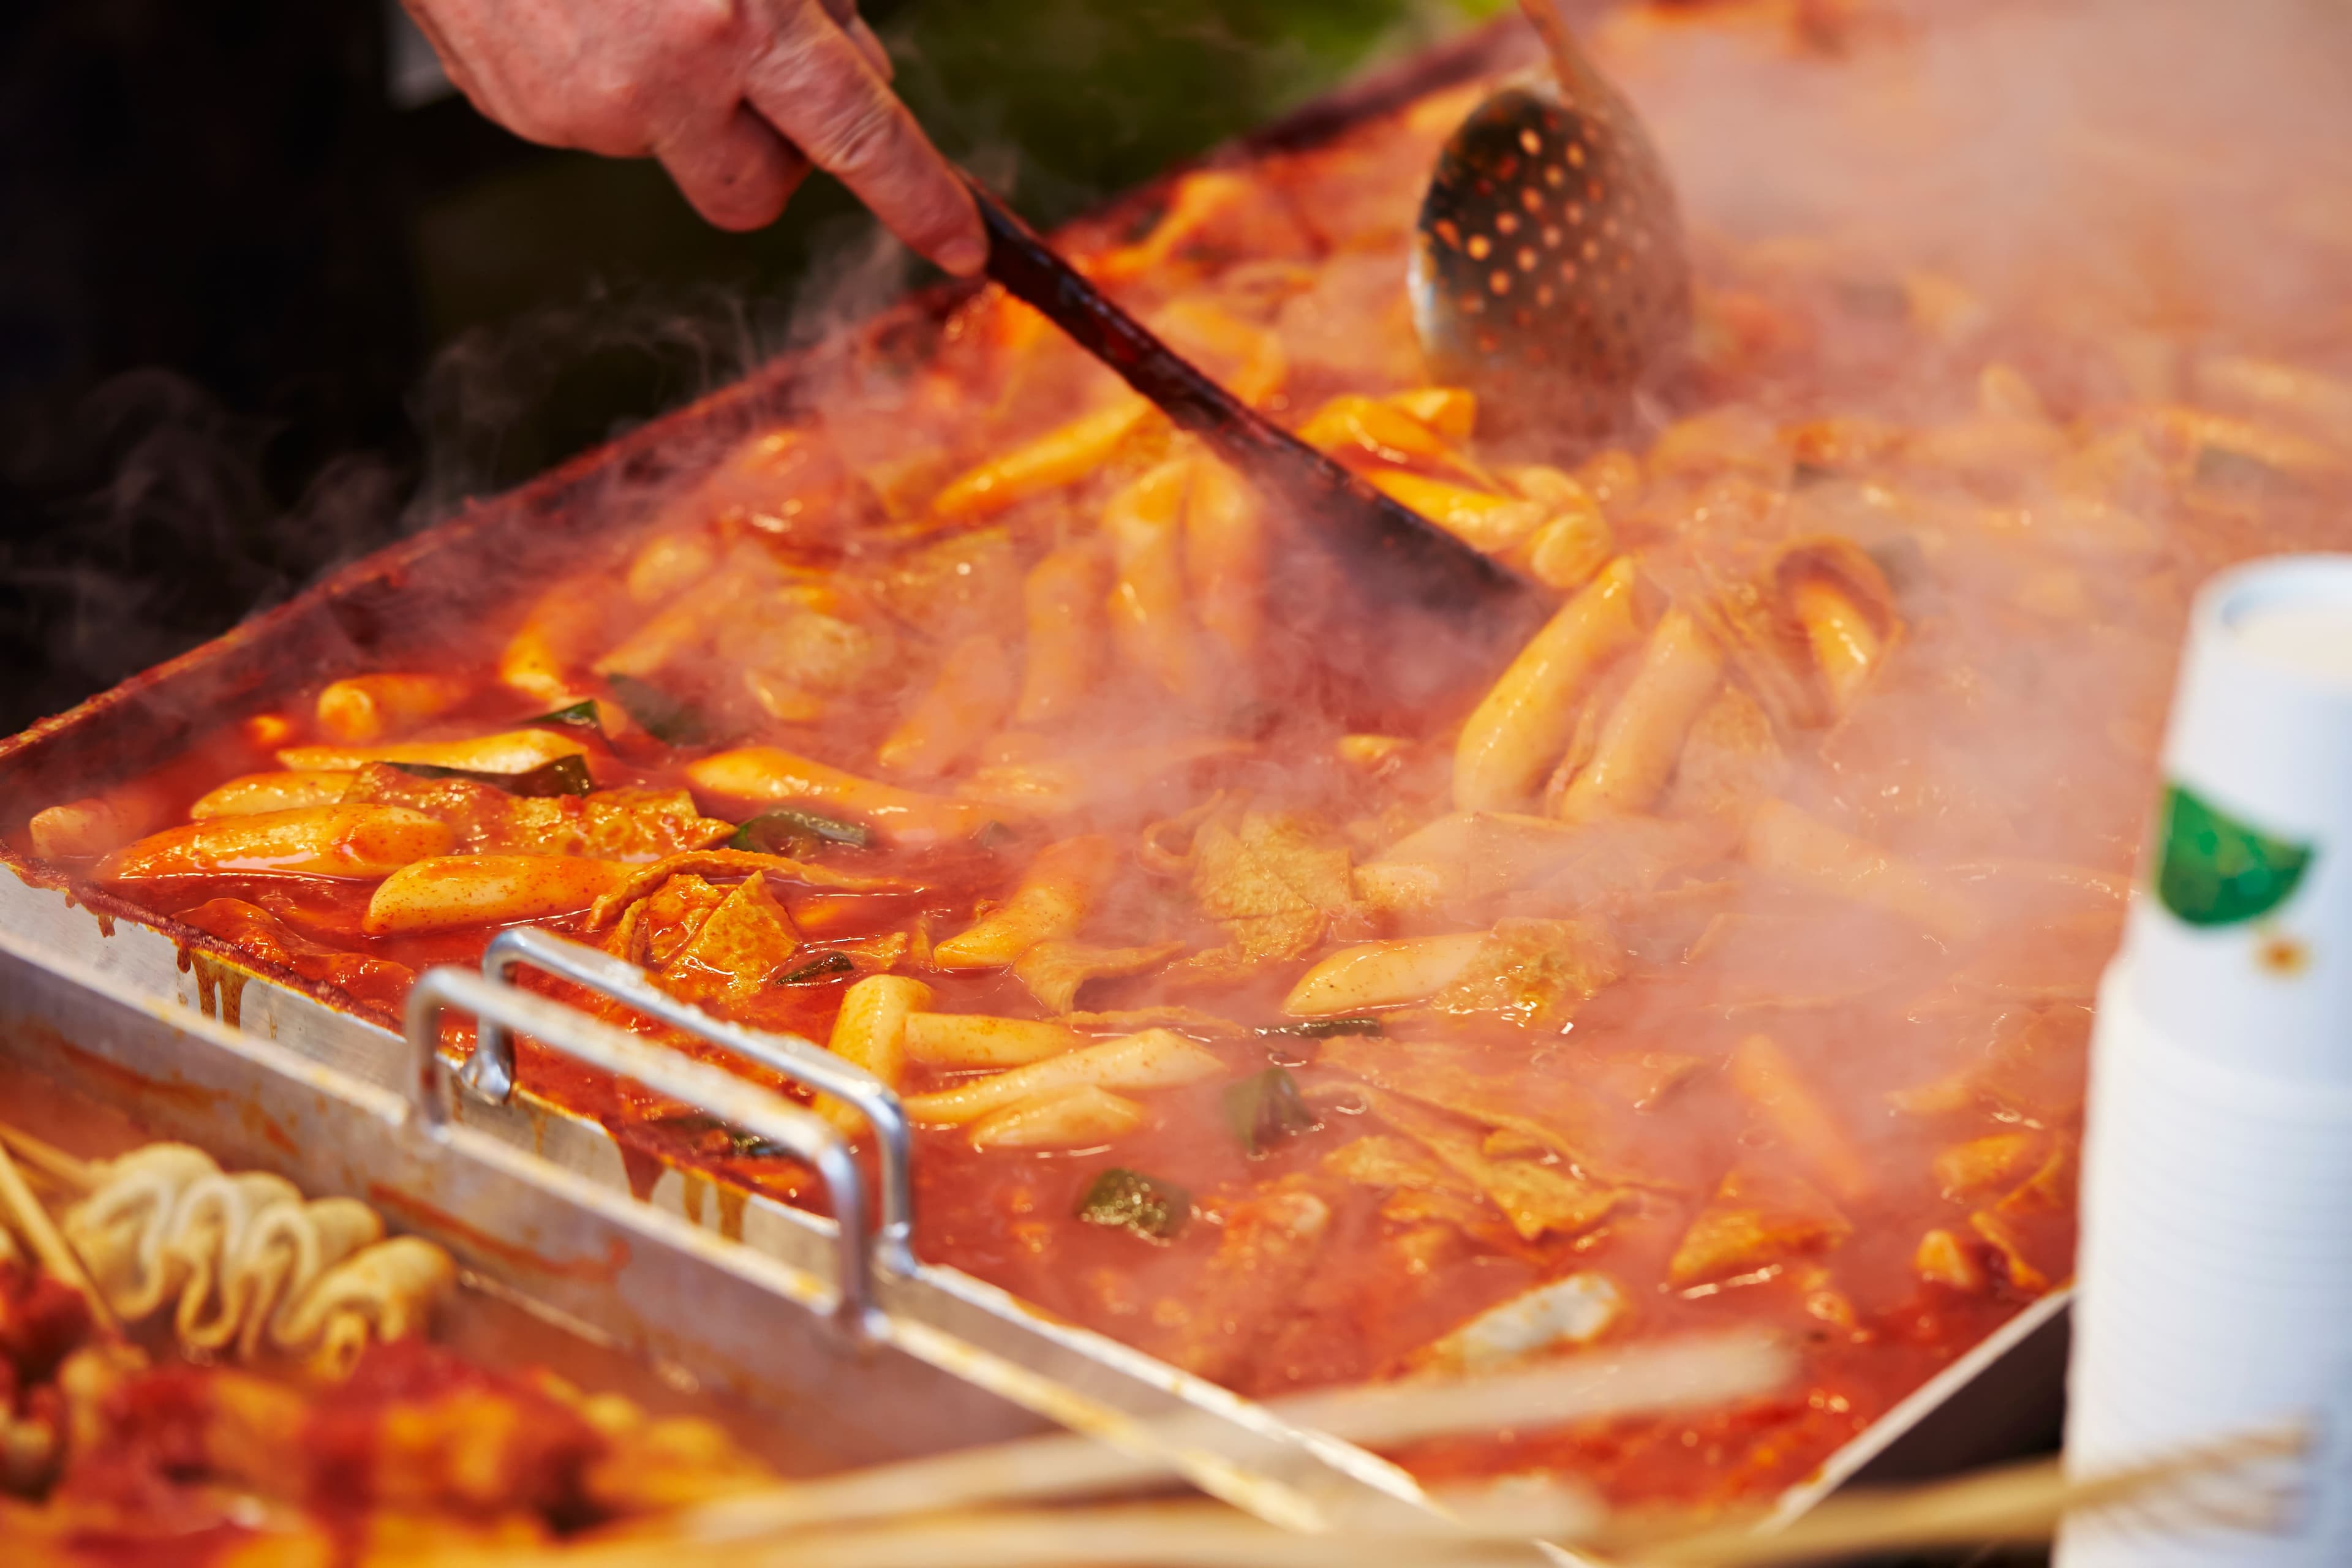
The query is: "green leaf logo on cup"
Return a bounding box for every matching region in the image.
[2155,783,2316,927]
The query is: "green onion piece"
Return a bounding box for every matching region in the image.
[728,816,807,855]
[1836,279,1909,319]
[524,698,606,737]
[1790,459,1838,488]
[1223,1067,1319,1156]
[730,809,872,853]
[2194,445,2302,494]
[647,1112,790,1159]
[511,754,594,797]
[776,951,858,986]
[1262,1016,1383,1039]
[973,820,1017,850]
[390,753,595,798]
[1865,536,1932,600]
[1074,1167,1191,1243]
[606,673,709,745]
[725,1131,794,1159]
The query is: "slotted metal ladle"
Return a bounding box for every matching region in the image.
[1412,0,1692,445]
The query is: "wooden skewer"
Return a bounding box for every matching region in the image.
[417,1499,1559,1568]
[0,1135,119,1338]
[741,1504,1550,1568]
[878,1314,1338,1535]
[1278,1331,1789,1452]
[672,1332,1786,1544]
[1604,1422,2309,1567]
[0,1124,96,1194]
[422,1423,2309,1568]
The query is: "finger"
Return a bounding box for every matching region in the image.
[657,105,814,232]
[398,1,477,96]
[400,0,533,140]
[845,17,895,82]
[746,4,984,274]
[810,0,894,80]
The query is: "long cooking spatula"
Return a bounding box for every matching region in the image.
[963,177,1529,622]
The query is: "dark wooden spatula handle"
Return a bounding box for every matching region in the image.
[963,175,1526,618]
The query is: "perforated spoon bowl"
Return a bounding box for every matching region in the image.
[1411,0,1692,446]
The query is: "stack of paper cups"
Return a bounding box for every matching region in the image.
[2058,556,2352,1566]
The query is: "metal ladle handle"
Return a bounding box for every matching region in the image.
[965,173,1525,619]
[404,963,879,1336]
[466,927,918,1273]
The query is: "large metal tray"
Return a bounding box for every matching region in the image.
[0,919,1457,1512]
[0,910,2067,1525]
[0,7,2068,1532]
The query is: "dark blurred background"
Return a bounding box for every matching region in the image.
[0,0,1500,733]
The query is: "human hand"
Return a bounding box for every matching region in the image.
[401,0,984,274]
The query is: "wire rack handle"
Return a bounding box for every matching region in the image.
[469,926,917,1271]
[404,963,879,1336]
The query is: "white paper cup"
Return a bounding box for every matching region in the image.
[2080,1022,2352,1238]
[2059,962,2352,1566]
[2123,556,2352,1083]
[2064,561,2352,1567]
